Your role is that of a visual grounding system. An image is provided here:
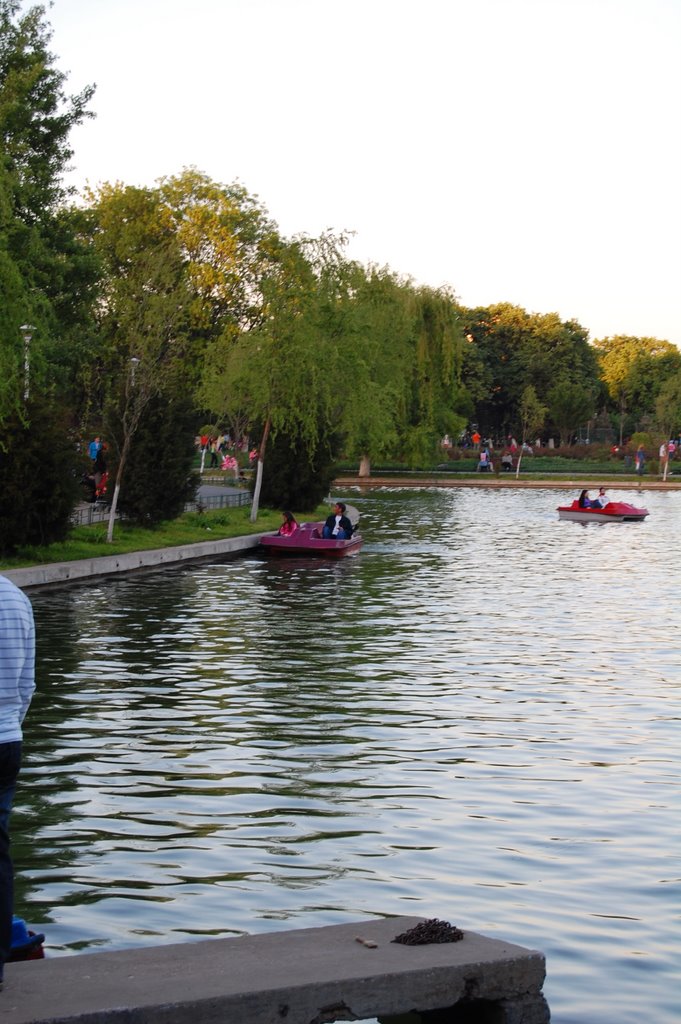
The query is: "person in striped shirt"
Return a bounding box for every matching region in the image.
[0,576,36,989]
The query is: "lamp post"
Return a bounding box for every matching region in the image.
[129,356,140,386]
[20,324,34,401]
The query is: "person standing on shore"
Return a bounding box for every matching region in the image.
[0,577,36,989]
[635,444,646,476]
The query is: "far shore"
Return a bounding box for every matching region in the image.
[332,475,681,490]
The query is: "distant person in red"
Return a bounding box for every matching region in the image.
[471,431,481,448]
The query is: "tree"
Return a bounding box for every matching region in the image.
[199,231,353,521]
[85,182,194,540]
[515,386,547,478]
[547,382,595,447]
[403,286,465,466]
[253,425,337,512]
[0,393,80,555]
[0,1,97,423]
[327,263,414,477]
[594,335,681,445]
[109,391,198,523]
[461,305,597,441]
[655,373,681,442]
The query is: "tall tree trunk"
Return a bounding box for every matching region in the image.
[106,434,132,543]
[249,415,271,523]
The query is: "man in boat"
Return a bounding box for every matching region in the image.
[322,502,354,539]
[0,576,36,990]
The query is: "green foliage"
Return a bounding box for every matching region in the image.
[0,2,98,425]
[518,385,547,443]
[0,394,80,555]
[462,304,599,439]
[629,431,654,452]
[254,425,337,512]
[547,382,595,447]
[594,335,681,443]
[108,392,199,524]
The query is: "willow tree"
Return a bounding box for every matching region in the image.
[199,233,335,521]
[318,263,414,478]
[402,286,465,467]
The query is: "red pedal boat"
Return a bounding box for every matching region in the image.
[260,520,363,558]
[557,500,649,523]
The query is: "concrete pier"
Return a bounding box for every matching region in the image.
[2,533,263,592]
[0,918,549,1024]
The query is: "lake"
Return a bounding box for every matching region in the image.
[15,486,680,1023]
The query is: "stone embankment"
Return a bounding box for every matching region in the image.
[1,917,549,1024]
[3,534,263,592]
[333,474,681,490]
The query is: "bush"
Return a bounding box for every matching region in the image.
[0,397,81,555]
[255,428,338,512]
[109,393,199,524]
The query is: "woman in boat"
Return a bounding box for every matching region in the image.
[278,511,299,536]
[578,489,593,508]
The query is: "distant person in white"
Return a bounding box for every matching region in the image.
[0,576,35,989]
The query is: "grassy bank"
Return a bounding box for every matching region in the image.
[0,507,284,571]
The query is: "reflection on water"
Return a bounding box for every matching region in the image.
[15,488,681,1023]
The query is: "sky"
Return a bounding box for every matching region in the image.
[42,0,681,346]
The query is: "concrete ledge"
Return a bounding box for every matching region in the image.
[0,918,549,1024]
[2,534,263,592]
[333,475,681,490]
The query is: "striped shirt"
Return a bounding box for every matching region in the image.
[0,576,36,744]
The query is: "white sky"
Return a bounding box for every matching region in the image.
[45,0,681,346]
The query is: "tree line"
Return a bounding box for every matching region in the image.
[1,2,680,553]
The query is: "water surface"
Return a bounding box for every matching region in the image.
[16,487,680,1023]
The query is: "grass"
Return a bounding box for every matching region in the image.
[0,506,286,570]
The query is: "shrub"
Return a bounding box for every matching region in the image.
[256,428,338,512]
[0,396,81,555]
[109,393,199,524]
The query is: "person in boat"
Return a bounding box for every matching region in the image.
[592,487,608,508]
[322,502,353,539]
[578,489,593,508]
[278,511,298,537]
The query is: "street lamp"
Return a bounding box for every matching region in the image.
[20,324,34,401]
[129,356,140,386]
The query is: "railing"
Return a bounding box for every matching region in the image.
[185,491,251,512]
[72,488,251,528]
[71,503,112,527]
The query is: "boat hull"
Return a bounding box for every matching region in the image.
[557,501,649,523]
[260,522,362,558]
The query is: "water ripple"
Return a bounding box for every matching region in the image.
[17,487,681,1024]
